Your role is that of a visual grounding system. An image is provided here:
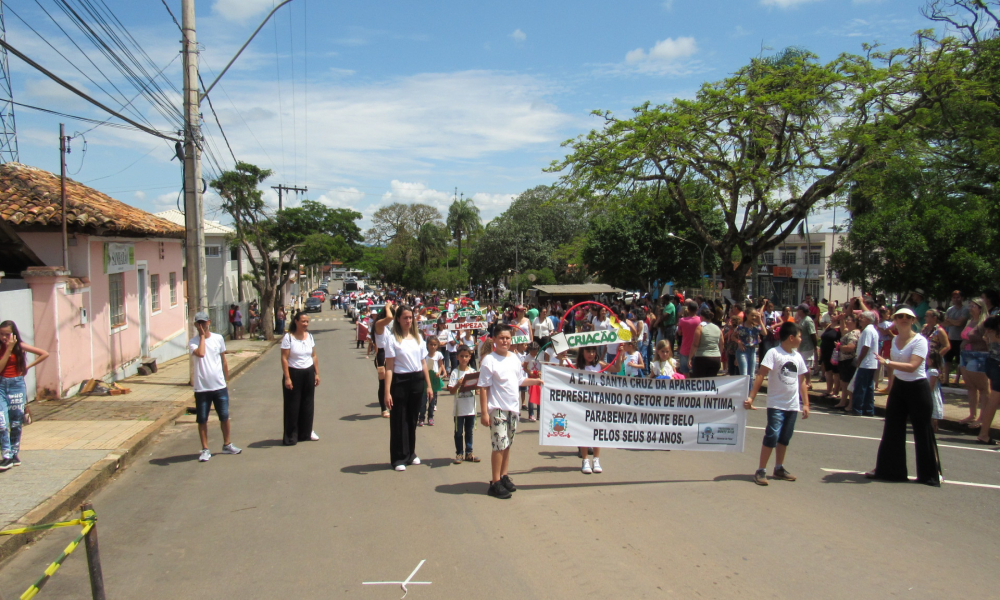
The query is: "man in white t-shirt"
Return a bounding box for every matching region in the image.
[745,321,809,486]
[852,311,881,417]
[478,325,542,499]
[188,312,241,462]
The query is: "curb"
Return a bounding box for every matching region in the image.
[0,340,276,565]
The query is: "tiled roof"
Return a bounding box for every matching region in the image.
[0,162,184,238]
[154,209,234,235]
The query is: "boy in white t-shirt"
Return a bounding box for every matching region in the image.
[447,344,480,464]
[744,321,810,486]
[478,325,542,499]
[188,312,241,462]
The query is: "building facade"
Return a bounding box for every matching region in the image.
[754,231,854,306]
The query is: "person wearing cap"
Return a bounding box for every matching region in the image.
[908,289,930,327]
[189,312,241,462]
[852,310,881,416]
[865,307,941,486]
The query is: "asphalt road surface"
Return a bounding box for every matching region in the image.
[2,301,999,600]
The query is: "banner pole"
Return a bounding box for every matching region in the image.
[81,503,106,600]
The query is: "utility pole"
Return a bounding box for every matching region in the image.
[271,184,307,210]
[182,0,207,329]
[59,123,70,271]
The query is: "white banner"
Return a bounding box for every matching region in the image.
[446,321,486,332]
[103,242,135,274]
[539,365,748,452]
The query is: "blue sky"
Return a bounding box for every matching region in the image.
[6,0,936,231]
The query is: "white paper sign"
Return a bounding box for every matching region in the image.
[539,365,748,452]
[104,242,135,274]
[550,330,619,354]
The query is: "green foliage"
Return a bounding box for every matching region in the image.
[447,196,482,278]
[582,190,724,291]
[468,185,588,285]
[549,36,970,298]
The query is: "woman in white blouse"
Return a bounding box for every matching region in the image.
[383,305,434,471]
[865,307,941,486]
[532,306,555,346]
[280,311,320,446]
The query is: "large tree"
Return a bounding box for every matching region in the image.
[550,40,968,299]
[212,162,288,340]
[446,195,482,277]
[365,202,442,246]
[468,186,588,287]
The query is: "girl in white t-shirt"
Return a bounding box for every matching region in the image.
[575,347,607,474]
[383,305,434,471]
[420,337,447,426]
[648,340,677,379]
[623,340,645,377]
[280,311,320,446]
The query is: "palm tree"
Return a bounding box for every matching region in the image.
[447,194,481,276]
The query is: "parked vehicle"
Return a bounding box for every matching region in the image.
[304,297,323,313]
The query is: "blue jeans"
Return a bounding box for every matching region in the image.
[763,408,798,448]
[0,375,27,459]
[678,354,690,375]
[736,347,758,380]
[194,387,230,424]
[419,390,437,421]
[454,415,474,454]
[852,367,877,416]
[639,341,652,377]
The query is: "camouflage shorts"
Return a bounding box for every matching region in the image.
[489,409,518,452]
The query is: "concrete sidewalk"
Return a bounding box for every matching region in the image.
[0,338,274,562]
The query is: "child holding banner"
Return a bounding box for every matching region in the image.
[576,346,610,474]
[744,321,810,486]
[479,325,543,499]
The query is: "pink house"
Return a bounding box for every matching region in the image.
[0,163,188,399]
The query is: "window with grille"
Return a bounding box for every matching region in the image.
[809,252,821,265]
[764,253,775,265]
[781,253,797,265]
[150,274,160,312]
[169,272,177,305]
[805,279,822,299]
[205,246,221,258]
[110,272,126,327]
[230,246,239,261]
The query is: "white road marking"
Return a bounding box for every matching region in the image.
[746,426,1000,453]
[821,468,1000,490]
[363,559,431,598]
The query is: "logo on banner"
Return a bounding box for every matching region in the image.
[697,423,737,445]
[546,413,571,438]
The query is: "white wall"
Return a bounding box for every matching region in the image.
[0,289,37,401]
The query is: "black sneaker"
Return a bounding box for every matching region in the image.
[11,454,20,467]
[0,458,13,472]
[500,474,517,493]
[487,480,512,499]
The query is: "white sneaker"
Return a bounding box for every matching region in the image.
[221,443,242,455]
[394,464,406,471]
[199,448,211,462]
[592,458,602,473]
[582,458,593,474]
[411,456,421,465]
[310,431,320,441]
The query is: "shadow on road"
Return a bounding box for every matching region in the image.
[148,454,199,466]
[537,451,578,459]
[340,413,381,421]
[713,473,756,484]
[341,462,391,475]
[248,439,284,449]
[820,472,872,484]
[510,465,584,474]
[436,479,707,495]
[365,402,381,409]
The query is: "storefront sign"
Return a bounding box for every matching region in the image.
[539,365,748,452]
[104,243,135,274]
[772,266,792,277]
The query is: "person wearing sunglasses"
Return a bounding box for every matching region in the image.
[865,307,941,486]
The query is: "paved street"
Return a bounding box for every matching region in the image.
[2,302,999,600]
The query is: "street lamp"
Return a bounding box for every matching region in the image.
[668,232,709,297]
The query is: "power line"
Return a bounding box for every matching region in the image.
[273,0,286,178]
[11,100,140,131]
[160,0,182,31]
[199,56,275,169]
[0,37,180,141]
[198,73,237,165]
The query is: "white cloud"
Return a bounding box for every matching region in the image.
[760,0,822,7]
[316,188,366,209]
[620,37,699,75]
[377,180,516,223]
[134,191,147,202]
[661,0,675,11]
[511,29,527,42]
[212,0,273,23]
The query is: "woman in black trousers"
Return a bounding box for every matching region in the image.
[373,304,394,418]
[866,307,941,486]
[383,305,433,471]
[280,312,320,445]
